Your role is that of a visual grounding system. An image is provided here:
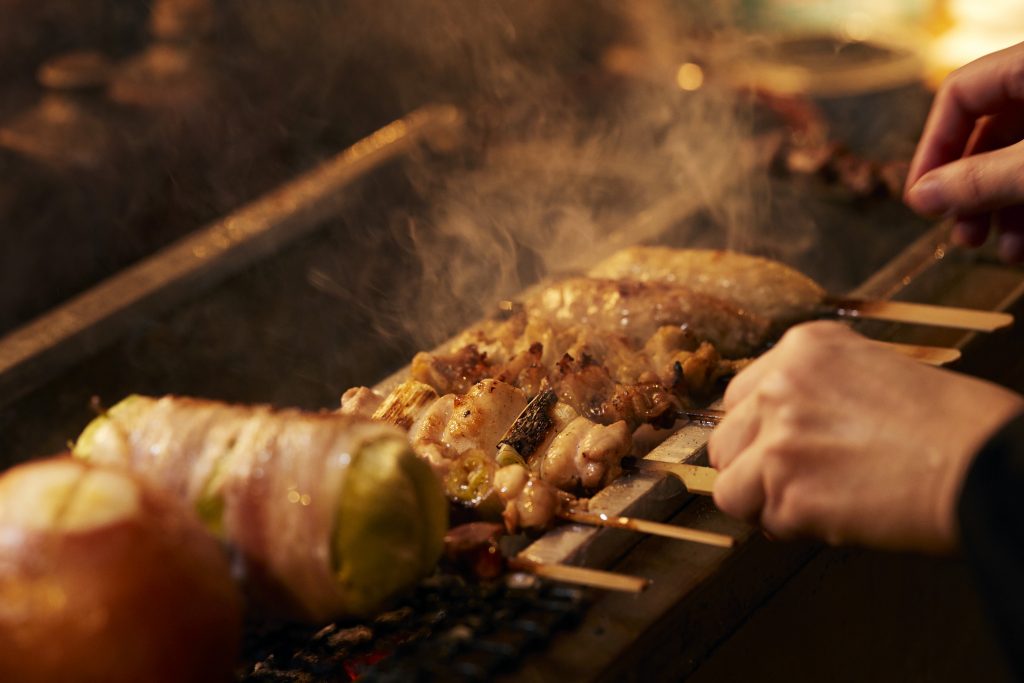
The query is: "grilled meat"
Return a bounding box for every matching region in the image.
[414,319,744,425]
[409,378,527,481]
[588,247,826,331]
[341,377,634,529]
[526,277,771,357]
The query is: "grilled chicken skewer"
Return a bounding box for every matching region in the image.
[589,247,1013,333]
[344,379,738,547]
[342,379,633,530]
[73,397,448,622]
[413,258,965,436]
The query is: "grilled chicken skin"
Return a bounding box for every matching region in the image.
[589,247,826,330]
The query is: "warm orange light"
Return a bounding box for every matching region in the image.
[675,62,704,91]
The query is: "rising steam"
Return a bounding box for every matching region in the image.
[300,1,817,350]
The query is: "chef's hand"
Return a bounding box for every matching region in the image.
[905,41,1024,263]
[708,321,1024,553]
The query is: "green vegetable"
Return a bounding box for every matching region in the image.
[443,449,496,505]
[332,437,448,616]
[72,395,151,462]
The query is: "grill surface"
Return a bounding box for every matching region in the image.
[239,574,589,682]
[4,74,1023,680]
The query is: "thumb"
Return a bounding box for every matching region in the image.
[905,141,1024,217]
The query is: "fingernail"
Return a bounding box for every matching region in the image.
[906,174,949,216]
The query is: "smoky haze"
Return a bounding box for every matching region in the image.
[269,1,803,350]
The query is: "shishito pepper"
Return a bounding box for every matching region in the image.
[73,394,447,621]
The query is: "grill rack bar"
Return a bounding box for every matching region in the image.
[0,105,464,410]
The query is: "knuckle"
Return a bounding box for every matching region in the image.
[759,439,794,473]
[765,482,813,537]
[758,365,804,404]
[780,321,847,355]
[773,402,809,438]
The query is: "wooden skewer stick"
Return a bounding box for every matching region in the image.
[825,297,1013,333]
[871,340,960,366]
[560,509,735,548]
[508,558,650,593]
[621,457,719,495]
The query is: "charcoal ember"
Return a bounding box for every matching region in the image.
[374,607,415,629]
[325,626,374,649]
[242,565,588,682]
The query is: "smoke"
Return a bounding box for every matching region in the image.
[294,1,799,349]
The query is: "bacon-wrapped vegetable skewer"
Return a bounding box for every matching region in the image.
[73,397,448,622]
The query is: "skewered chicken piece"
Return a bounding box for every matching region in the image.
[588,247,826,332]
[413,317,746,427]
[523,277,772,357]
[439,277,770,364]
[73,396,448,622]
[341,378,634,530]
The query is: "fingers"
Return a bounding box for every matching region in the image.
[951,215,991,248]
[965,112,1024,157]
[707,391,761,470]
[721,343,782,410]
[905,141,1024,217]
[712,446,765,524]
[995,210,1024,263]
[906,43,1024,189]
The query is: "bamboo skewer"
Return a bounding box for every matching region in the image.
[825,297,1013,332]
[508,558,650,593]
[871,340,960,365]
[559,509,735,548]
[621,457,719,495]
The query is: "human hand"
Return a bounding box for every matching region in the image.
[708,321,1024,553]
[904,41,1024,263]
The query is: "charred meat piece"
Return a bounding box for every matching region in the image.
[589,247,826,332]
[525,277,771,358]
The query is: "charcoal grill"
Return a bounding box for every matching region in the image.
[2,89,1024,681]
